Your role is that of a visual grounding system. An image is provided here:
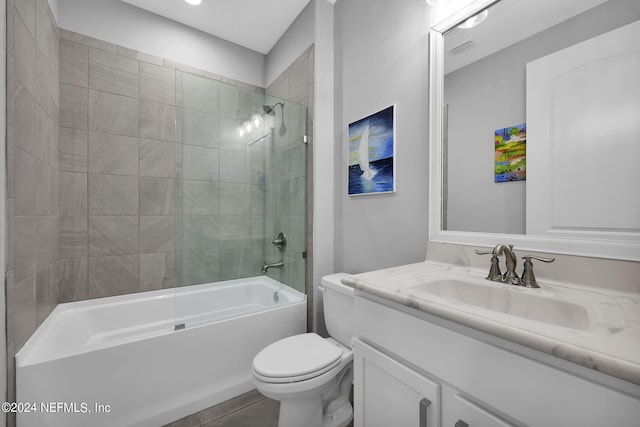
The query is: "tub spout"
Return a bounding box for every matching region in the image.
[261,261,284,274]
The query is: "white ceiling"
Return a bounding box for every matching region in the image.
[120,0,311,54]
[444,0,608,74]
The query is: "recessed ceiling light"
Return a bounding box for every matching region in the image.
[458,9,489,29]
[184,0,201,5]
[425,0,452,5]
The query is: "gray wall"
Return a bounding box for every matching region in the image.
[444,0,640,234]
[334,0,430,274]
[5,0,60,422]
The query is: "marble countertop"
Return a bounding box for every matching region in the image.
[342,261,640,386]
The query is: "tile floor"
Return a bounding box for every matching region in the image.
[202,398,279,427]
[165,388,354,427]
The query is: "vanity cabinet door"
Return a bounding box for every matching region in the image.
[353,338,440,427]
[450,394,513,427]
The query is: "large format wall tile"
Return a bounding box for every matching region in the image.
[140,178,175,215]
[140,216,175,253]
[59,171,87,215]
[12,275,37,351]
[35,162,58,215]
[183,180,218,215]
[218,117,245,151]
[140,139,177,178]
[89,48,139,98]
[59,39,88,87]
[88,255,139,298]
[88,90,138,136]
[14,149,38,216]
[35,51,58,121]
[220,183,249,216]
[88,174,138,215]
[88,132,138,175]
[140,100,177,142]
[35,0,58,75]
[88,215,139,256]
[59,127,88,172]
[182,73,220,114]
[182,215,219,250]
[220,150,248,183]
[178,249,219,286]
[15,0,36,38]
[11,83,37,155]
[35,105,57,167]
[219,244,252,280]
[183,109,219,148]
[219,84,253,120]
[35,216,58,269]
[14,11,36,97]
[14,216,37,284]
[59,258,88,303]
[60,83,87,129]
[183,145,219,182]
[139,252,175,291]
[140,62,175,105]
[59,216,88,258]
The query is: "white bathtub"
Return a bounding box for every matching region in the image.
[16,276,306,427]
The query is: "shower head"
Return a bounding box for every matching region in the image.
[263,101,285,116]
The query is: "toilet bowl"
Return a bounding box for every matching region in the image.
[252,273,354,427]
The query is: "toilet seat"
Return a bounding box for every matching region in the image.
[253,333,345,383]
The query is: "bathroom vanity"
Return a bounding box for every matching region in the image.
[344,1,640,424]
[344,258,640,427]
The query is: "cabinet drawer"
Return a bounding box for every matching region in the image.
[453,394,513,427]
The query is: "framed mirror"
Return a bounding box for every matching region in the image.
[428,0,640,261]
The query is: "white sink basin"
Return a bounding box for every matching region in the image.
[398,271,623,332]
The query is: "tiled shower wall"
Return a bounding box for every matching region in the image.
[57,29,269,300]
[5,0,60,414]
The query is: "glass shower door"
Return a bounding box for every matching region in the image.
[174,70,307,329]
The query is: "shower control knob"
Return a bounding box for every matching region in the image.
[272,232,287,250]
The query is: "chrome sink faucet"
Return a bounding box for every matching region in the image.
[475,244,555,288]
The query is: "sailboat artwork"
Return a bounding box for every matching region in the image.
[348,105,396,196]
[358,124,377,180]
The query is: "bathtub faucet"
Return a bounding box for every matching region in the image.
[262,261,284,274]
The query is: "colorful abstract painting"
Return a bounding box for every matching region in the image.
[348,105,396,196]
[495,123,526,182]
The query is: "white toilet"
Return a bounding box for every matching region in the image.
[252,273,354,427]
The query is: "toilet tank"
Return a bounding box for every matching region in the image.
[320,273,355,348]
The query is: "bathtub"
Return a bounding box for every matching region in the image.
[16,276,306,427]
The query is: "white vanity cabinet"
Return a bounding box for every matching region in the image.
[353,294,640,427]
[353,338,440,427]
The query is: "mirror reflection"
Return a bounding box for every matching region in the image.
[442,0,640,235]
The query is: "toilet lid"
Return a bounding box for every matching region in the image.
[253,333,343,381]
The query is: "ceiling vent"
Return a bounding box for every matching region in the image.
[448,40,476,56]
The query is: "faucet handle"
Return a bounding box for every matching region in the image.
[475,249,502,281]
[520,255,555,288]
[272,232,287,251]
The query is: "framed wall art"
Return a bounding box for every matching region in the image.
[348,105,396,196]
